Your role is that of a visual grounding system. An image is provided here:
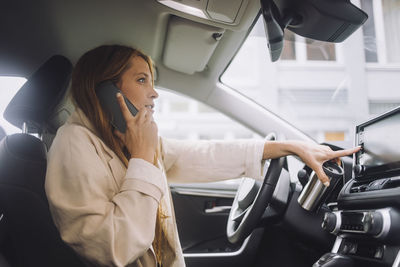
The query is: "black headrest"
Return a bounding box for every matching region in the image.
[4,55,72,134]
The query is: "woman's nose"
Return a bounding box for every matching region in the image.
[150,87,159,99]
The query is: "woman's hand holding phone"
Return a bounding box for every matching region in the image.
[114,93,158,164]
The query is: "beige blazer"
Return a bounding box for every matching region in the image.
[45,108,265,267]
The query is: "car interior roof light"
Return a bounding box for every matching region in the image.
[158,0,208,20]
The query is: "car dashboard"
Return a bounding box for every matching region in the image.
[315,106,400,267]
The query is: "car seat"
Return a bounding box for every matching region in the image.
[0,55,86,267]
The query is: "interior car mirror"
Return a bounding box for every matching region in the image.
[260,0,368,62]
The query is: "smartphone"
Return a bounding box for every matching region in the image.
[95,80,138,133]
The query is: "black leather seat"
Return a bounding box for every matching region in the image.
[0,55,86,267]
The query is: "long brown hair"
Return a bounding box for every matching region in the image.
[70,45,166,264]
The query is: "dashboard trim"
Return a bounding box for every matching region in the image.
[331,236,343,253]
[332,211,341,235]
[376,208,391,239]
[393,248,400,267]
[183,236,250,258]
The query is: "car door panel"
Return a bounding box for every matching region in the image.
[170,181,263,267]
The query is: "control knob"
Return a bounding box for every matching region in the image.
[363,211,383,236]
[322,212,337,233]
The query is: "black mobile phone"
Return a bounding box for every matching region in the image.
[95,80,138,133]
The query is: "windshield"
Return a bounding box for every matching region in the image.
[221,0,400,147]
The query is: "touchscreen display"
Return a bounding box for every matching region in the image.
[356,109,400,178]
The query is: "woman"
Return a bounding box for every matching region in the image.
[45,45,360,267]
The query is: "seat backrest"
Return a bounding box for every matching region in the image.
[0,55,86,267]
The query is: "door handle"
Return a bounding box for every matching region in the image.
[205,206,231,214]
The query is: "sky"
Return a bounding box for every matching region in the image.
[0,77,27,135]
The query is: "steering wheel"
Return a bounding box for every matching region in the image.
[227,133,285,244]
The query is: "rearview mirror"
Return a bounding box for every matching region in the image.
[260,0,368,62]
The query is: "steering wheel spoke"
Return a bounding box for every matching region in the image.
[227,133,286,244]
[232,204,253,222]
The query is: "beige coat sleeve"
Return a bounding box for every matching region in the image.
[45,125,165,267]
[160,137,265,183]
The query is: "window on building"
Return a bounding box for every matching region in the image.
[361,0,378,62]
[325,131,345,142]
[281,31,336,62]
[306,40,336,61]
[382,0,400,63]
[361,0,400,64]
[244,16,337,63]
[281,30,296,60]
[278,89,348,105]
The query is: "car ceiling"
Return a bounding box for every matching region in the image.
[0,0,261,102]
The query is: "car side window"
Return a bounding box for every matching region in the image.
[154,89,263,186]
[0,77,27,135]
[154,89,262,141]
[0,126,5,141]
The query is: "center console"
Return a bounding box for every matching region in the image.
[313,107,400,267]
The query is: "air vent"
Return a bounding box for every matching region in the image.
[350,182,368,193]
[350,177,400,193]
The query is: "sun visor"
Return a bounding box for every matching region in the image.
[163,16,224,74]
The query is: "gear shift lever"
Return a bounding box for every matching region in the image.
[313,253,354,267]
